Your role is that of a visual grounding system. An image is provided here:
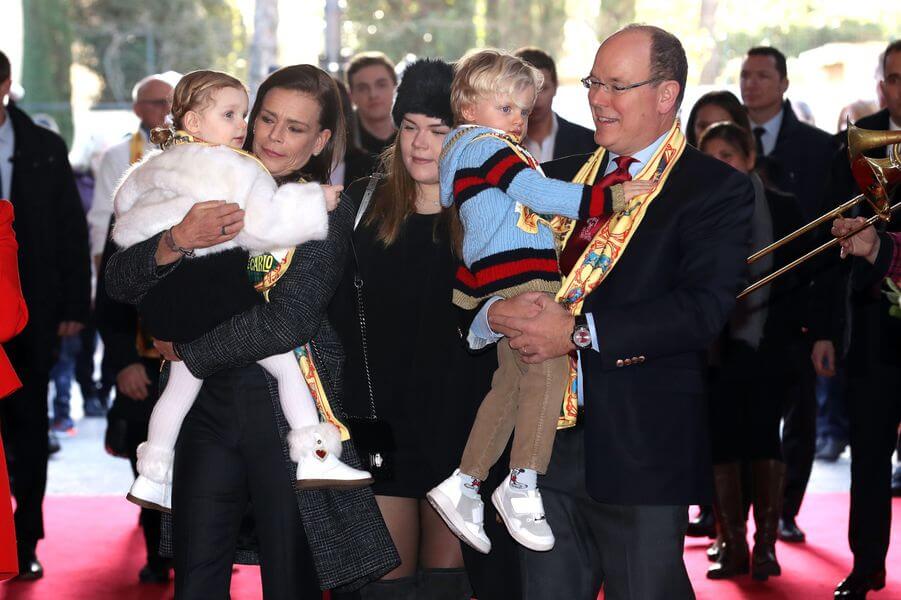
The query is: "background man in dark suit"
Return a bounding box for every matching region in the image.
[828,39,901,600]
[485,25,753,599]
[0,50,91,579]
[740,45,843,542]
[514,47,598,162]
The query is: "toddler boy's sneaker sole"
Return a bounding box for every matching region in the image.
[426,487,491,554]
[491,486,555,552]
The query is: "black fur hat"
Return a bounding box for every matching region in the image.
[391,58,454,128]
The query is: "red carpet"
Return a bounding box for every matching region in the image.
[0,494,898,599]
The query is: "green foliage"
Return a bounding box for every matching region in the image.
[21,0,75,144]
[596,0,635,41]
[343,0,478,63]
[718,20,886,77]
[71,0,246,103]
[343,0,566,65]
[483,1,567,58]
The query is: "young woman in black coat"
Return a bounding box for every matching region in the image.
[330,58,519,600]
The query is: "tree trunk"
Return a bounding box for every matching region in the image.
[698,0,721,84]
[249,0,279,95]
[21,0,74,145]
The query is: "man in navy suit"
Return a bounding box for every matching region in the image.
[514,47,598,162]
[482,25,754,599]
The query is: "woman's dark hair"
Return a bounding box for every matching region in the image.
[697,121,755,161]
[685,90,750,147]
[244,64,346,184]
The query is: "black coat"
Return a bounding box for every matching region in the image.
[330,178,498,494]
[552,114,598,160]
[3,103,91,372]
[543,145,754,506]
[761,186,807,346]
[833,109,901,371]
[767,100,841,222]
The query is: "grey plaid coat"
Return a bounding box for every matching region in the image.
[105,196,399,592]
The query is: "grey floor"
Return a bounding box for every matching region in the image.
[47,386,136,496]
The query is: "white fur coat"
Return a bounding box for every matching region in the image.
[112,143,328,257]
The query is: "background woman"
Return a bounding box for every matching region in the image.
[699,121,805,581]
[330,58,517,600]
[686,90,752,148]
[683,89,755,541]
[106,64,397,598]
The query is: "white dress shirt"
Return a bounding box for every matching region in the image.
[523,113,559,164]
[749,108,784,157]
[0,113,14,200]
[87,129,155,258]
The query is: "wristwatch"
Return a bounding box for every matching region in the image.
[571,314,592,350]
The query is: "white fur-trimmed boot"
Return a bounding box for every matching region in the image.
[127,442,173,513]
[290,423,374,490]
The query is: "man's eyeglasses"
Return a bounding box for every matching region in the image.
[136,98,172,108]
[580,76,661,95]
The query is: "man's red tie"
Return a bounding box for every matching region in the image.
[558,155,637,276]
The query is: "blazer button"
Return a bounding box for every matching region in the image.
[616,359,624,367]
[624,358,633,366]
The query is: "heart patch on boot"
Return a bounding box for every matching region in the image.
[315,449,328,461]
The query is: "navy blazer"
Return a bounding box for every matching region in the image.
[543,145,754,506]
[766,100,840,221]
[552,114,598,160]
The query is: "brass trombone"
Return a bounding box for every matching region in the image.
[737,124,901,299]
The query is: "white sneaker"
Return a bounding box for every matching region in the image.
[491,477,555,551]
[426,470,491,554]
[127,475,172,513]
[291,424,373,490]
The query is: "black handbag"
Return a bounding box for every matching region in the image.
[345,176,396,480]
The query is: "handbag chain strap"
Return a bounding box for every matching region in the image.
[351,175,382,420]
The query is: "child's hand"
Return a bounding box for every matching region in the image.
[621,180,656,202]
[321,184,344,212]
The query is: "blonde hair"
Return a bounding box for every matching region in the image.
[450,49,543,125]
[170,69,246,130]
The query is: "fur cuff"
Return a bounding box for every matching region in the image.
[288,423,343,463]
[136,442,175,484]
[239,182,329,252]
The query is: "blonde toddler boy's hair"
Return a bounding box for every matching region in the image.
[450,49,544,125]
[170,69,246,130]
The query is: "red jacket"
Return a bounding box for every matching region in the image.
[0,199,28,579]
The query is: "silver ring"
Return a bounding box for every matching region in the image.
[221,225,227,236]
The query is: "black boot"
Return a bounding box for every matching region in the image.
[834,570,886,598]
[15,542,43,581]
[750,459,785,581]
[687,504,717,538]
[418,568,472,600]
[359,576,417,600]
[707,463,749,579]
